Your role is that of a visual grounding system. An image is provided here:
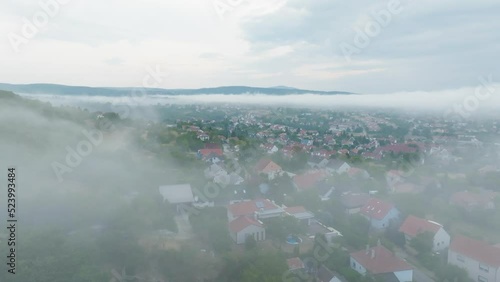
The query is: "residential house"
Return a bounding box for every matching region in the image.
[227,199,284,221]
[292,170,329,191]
[350,245,413,282]
[158,184,195,213]
[308,156,330,169]
[197,132,210,141]
[197,145,223,161]
[399,215,450,252]
[326,160,351,175]
[360,198,400,229]
[229,216,265,244]
[448,235,500,282]
[341,192,370,214]
[254,158,282,180]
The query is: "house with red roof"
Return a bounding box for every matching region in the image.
[292,170,329,191]
[228,216,265,244]
[448,235,500,282]
[227,199,284,221]
[350,244,413,282]
[254,158,282,180]
[399,215,450,252]
[197,144,223,161]
[360,198,400,230]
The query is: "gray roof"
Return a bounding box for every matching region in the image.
[327,159,348,170]
[159,184,194,204]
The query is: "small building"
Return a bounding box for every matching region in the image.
[350,245,413,282]
[254,158,282,180]
[399,215,450,252]
[229,216,265,244]
[448,235,500,282]
[158,184,194,213]
[326,160,351,175]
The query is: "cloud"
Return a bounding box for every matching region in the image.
[0,0,499,93]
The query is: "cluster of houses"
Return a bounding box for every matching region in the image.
[162,129,500,282]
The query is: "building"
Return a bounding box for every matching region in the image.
[350,245,413,282]
[448,235,500,282]
[228,216,265,244]
[360,198,400,229]
[326,160,351,175]
[158,184,194,213]
[227,199,284,221]
[399,215,450,252]
[254,158,282,180]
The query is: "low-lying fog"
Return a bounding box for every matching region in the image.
[19,83,500,115]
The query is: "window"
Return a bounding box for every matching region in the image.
[479,264,489,273]
[457,255,465,263]
[478,275,488,282]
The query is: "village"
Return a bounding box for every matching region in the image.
[138,104,500,282]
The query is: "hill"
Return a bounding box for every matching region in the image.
[0,83,352,96]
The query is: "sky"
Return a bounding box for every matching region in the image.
[1,0,499,93]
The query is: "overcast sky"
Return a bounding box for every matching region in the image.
[1,0,499,93]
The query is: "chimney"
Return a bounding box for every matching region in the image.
[371,249,375,259]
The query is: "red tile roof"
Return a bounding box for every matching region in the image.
[199,148,223,157]
[229,216,263,233]
[351,245,412,274]
[293,170,328,190]
[360,198,395,220]
[254,159,282,173]
[399,215,442,237]
[450,235,500,267]
[286,257,305,270]
[227,199,280,218]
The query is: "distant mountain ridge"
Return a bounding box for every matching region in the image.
[0,83,352,96]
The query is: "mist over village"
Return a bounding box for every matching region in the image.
[0,1,499,282]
